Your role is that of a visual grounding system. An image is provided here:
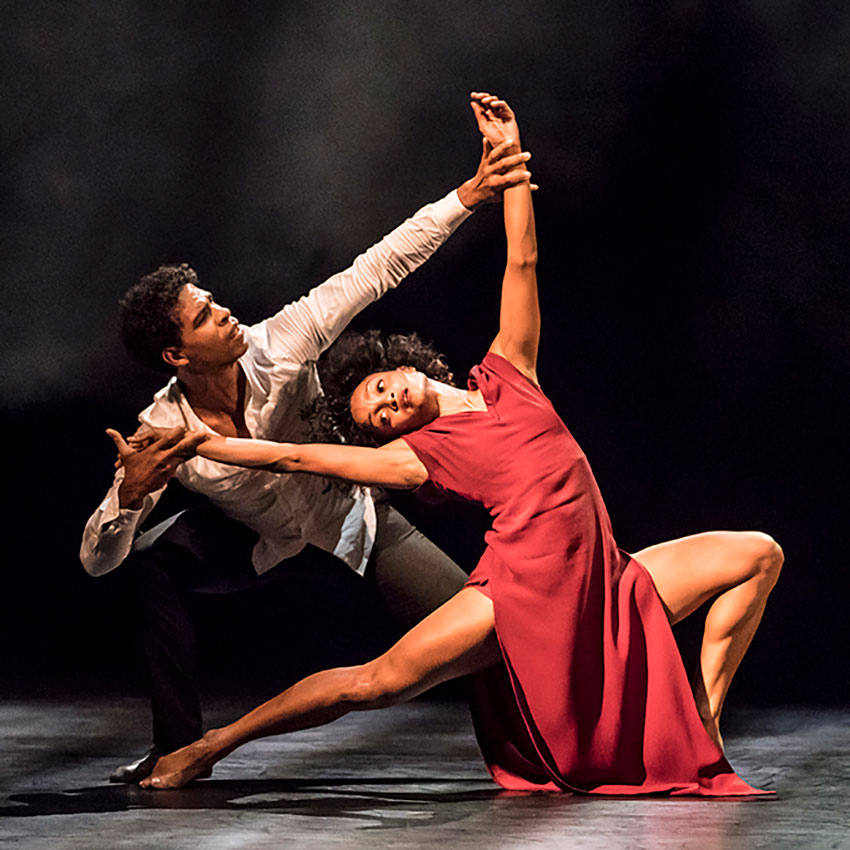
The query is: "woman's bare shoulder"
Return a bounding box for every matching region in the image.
[378,438,428,488]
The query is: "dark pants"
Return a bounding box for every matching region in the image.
[127,502,467,752]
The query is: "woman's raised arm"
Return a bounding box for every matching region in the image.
[197,435,428,490]
[470,93,540,383]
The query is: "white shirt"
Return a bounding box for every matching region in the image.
[80,190,472,578]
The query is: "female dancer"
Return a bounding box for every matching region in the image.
[119,94,782,794]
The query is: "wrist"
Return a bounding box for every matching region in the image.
[456,180,480,211]
[118,482,146,511]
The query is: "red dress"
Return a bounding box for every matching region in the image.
[402,353,767,795]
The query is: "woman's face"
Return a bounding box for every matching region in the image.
[350,367,440,440]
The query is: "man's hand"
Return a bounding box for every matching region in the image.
[457,138,536,210]
[469,91,521,148]
[106,426,209,510]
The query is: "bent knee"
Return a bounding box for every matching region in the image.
[740,531,784,585]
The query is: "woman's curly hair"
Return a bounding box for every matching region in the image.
[305,330,456,446]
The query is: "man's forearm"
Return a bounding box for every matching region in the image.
[456,181,479,211]
[80,506,143,577]
[262,189,472,364]
[118,477,154,511]
[79,474,163,576]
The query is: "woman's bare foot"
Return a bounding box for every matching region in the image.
[139,734,219,789]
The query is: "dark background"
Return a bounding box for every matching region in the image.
[2,2,847,707]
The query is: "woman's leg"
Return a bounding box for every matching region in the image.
[633,531,784,747]
[141,587,500,788]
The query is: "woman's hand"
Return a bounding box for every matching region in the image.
[470,92,521,149]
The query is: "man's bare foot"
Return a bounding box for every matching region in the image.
[139,735,218,789]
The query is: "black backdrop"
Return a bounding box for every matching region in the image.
[2,1,848,706]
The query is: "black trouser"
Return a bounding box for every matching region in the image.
[126,502,467,752]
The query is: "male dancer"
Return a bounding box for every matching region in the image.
[81,134,533,783]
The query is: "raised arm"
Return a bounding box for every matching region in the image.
[263,141,534,366]
[471,93,540,383]
[195,435,428,490]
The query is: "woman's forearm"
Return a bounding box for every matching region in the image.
[503,181,537,266]
[491,175,540,377]
[198,436,299,472]
[196,435,426,489]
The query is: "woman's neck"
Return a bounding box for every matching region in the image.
[432,381,487,417]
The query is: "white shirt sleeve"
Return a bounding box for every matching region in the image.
[260,189,472,364]
[79,381,195,576]
[79,466,166,576]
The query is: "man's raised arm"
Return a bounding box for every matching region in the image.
[261,139,534,365]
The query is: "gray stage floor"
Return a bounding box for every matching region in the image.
[0,695,846,849]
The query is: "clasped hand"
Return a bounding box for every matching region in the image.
[458,92,536,208]
[106,426,209,510]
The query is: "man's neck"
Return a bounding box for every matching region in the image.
[176,361,243,417]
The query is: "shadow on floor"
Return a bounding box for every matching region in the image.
[1,775,777,822]
[0,777,516,820]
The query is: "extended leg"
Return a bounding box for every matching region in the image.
[142,587,501,788]
[633,531,783,747]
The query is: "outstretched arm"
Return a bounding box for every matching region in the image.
[196,435,428,490]
[109,428,429,489]
[471,93,540,383]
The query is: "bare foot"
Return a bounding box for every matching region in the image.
[139,736,217,789]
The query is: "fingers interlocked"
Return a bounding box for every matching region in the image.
[106,425,209,471]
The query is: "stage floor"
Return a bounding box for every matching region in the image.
[0,695,846,848]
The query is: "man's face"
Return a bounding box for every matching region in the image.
[166,283,248,371]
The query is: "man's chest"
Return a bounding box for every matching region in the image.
[195,409,251,439]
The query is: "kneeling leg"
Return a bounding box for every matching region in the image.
[633,531,783,747]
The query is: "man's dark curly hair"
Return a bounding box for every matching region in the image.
[305,330,456,447]
[119,263,198,372]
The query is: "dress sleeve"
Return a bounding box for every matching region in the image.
[401,427,453,494]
